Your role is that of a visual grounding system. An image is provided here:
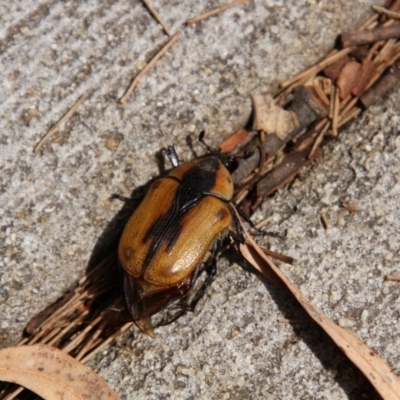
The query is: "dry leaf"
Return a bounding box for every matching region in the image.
[239,225,400,400]
[251,95,299,140]
[323,54,351,80]
[336,60,361,99]
[352,59,378,97]
[0,343,120,400]
[219,129,256,154]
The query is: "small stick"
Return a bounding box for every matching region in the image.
[186,0,249,25]
[387,46,400,65]
[118,32,180,105]
[341,25,400,48]
[372,5,400,19]
[337,107,361,128]
[320,211,330,229]
[47,310,90,346]
[29,325,63,346]
[279,317,313,324]
[360,63,400,107]
[261,247,295,265]
[3,386,24,400]
[75,320,108,360]
[331,85,340,137]
[80,322,133,363]
[339,96,359,119]
[61,314,103,354]
[340,200,357,213]
[357,12,379,31]
[338,94,352,112]
[372,38,396,63]
[234,188,249,204]
[254,215,273,230]
[309,120,330,158]
[385,275,400,281]
[312,79,330,106]
[329,84,336,119]
[33,93,88,154]
[142,0,172,36]
[280,48,353,89]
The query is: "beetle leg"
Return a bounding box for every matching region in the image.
[166,145,180,167]
[229,204,246,244]
[110,193,134,203]
[186,258,217,312]
[253,229,285,239]
[232,204,284,239]
[121,270,156,337]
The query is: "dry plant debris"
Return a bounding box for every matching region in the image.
[116,0,249,106]
[224,0,400,215]
[3,1,400,400]
[0,344,120,400]
[385,275,400,281]
[142,0,172,36]
[186,0,250,25]
[117,32,180,105]
[33,93,88,154]
[238,224,400,400]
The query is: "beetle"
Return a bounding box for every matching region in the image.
[118,142,243,337]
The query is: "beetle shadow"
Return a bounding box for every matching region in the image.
[80,147,181,329]
[224,249,381,400]
[86,149,171,273]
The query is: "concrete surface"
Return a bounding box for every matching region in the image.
[1,0,399,399]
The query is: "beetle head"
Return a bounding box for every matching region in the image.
[198,130,239,173]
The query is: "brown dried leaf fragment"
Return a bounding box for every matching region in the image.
[251,95,299,141]
[219,129,257,154]
[0,344,120,400]
[352,59,378,97]
[239,229,400,400]
[323,54,352,80]
[336,61,362,99]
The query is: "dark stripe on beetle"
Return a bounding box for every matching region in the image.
[141,184,202,273]
[140,157,222,274]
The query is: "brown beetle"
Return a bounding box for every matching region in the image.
[118,145,242,336]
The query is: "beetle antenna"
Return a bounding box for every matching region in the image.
[243,149,254,160]
[198,130,214,154]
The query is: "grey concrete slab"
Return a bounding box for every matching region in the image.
[1,0,399,399]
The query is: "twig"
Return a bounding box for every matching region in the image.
[329,84,335,119]
[186,0,249,25]
[340,200,357,213]
[118,32,180,105]
[261,247,295,265]
[360,62,400,107]
[331,85,340,137]
[80,323,133,364]
[372,5,400,19]
[385,275,400,281]
[337,107,361,128]
[320,211,330,229]
[279,13,380,90]
[142,0,172,36]
[33,93,88,154]
[309,120,330,158]
[280,48,353,89]
[339,96,359,119]
[279,317,313,324]
[341,25,400,48]
[253,215,273,230]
